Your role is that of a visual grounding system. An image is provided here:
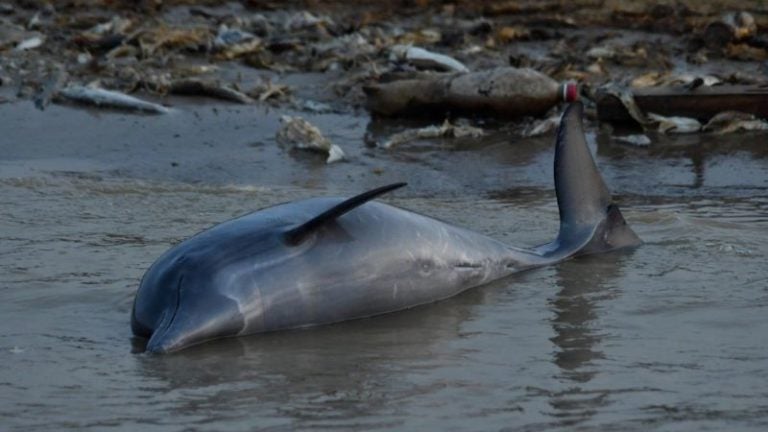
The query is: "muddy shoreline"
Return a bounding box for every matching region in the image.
[2,1,767,114]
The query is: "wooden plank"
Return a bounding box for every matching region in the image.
[596,85,768,124]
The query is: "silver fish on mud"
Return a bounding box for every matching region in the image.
[58,85,170,114]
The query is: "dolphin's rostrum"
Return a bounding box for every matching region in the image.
[131,102,641,353]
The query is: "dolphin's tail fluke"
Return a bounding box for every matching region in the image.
[535,102,641,259]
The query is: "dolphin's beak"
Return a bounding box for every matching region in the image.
[146,331,183,354]
[146,336,181,354]
[145,310,191,354]
[144,295,246,354]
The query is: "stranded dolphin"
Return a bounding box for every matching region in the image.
[131,102,641,354]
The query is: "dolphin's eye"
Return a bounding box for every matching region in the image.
[416,259,433,275]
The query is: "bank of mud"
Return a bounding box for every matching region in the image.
[1,1,767,119]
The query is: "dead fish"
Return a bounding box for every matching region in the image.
[74,16,132,52]
[615,134,652,147]
[302,100,333,113]
[14,35,44,51]
[77,52,93,64]
[284,11,332,31]
[0,22,34,50]
[247,78,291,103]
[380,119,484,149]
[213,25,262,59]
[631,72,721,89]
[276,115,345,163]
[27,12,41,30]
[702,111,768,134]
[169,79,254,104]
[524,114,560,137]
[647,112,701,134]
[390,44,469,73]
[586,45,618,60]
[310,33,376,70]
[214,25,255,47]
[87,16,133,36]
[58,85,171,114]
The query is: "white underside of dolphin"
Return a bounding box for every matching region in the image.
[131,102,642,354]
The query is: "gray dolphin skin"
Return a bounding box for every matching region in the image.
[131,102,642,354]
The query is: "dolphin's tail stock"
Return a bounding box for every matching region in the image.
[534,102,641,260]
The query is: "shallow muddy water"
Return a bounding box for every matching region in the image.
[1,102,767,431]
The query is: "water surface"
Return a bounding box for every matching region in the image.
[1,103,767,431]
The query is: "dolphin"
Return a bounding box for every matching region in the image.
[131,102,641,354]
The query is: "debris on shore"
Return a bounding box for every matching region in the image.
[380,119,484,149]
[702,12,758,51]
[597,84,768,125]
[365,67,577,118]
[33,68,67,110]
[0,0,766,142]
[166,79,254,104]
[250,80,292,103]
[276,115,345,163]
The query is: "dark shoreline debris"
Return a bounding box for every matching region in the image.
[365,67,576,118]
[703,12,757,50]
[702,111,768,134]
[596,85,768,124]
[0,1,766,142]
[379,119,484,149]
[168,79,254,104]
[276,115,345,163]
[33,67,67,111]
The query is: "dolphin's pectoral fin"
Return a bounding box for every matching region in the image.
[283,182,407,245]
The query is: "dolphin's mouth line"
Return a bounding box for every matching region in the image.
[152,274,184,343]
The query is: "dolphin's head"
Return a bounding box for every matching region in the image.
[131,190,403,354]
[132,226,285,354]
[131,255,246,354]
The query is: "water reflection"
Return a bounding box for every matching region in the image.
[134,294,479,429]
[547,252,634,425]
[595,131,768,193]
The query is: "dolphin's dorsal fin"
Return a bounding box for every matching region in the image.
[535,102,641,259]
[284,183,407,245]
[554,102,611,246]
